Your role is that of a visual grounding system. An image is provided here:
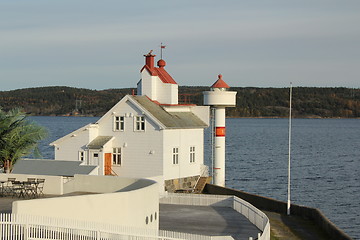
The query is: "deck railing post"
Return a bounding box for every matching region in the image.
[96,230,100,240]
[24,222,29,240]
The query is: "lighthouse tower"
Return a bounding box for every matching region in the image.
[203,74,237,187]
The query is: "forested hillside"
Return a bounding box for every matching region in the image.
[0,86,359,118]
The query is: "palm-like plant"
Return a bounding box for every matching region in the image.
[0,108,48,173]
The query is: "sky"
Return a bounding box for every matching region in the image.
[1,0,360,91]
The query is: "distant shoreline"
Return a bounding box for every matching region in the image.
[2,86,359,118]
[28,114,360,119]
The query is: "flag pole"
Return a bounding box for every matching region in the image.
[160,42,166,59]
[287,82,293,215]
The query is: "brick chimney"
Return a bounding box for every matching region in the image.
[144,50,156,69]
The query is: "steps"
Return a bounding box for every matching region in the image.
[193,177,211,193]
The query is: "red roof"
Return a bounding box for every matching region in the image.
[154,67,177,84]
[211,74,230,88]
[140,60,177,85]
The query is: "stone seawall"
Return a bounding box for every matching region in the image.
[164,175,199,192]
[204,184,352,240]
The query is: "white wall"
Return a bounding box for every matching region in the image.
[140,70,178,105]
[140,71,157,101]
[163,128,204,181]
[97,100,164,178]
[12,175,159,230]
[156,80,178,105]
[54,125,98,162]
[190,106,210,126]
[0,173,63,195]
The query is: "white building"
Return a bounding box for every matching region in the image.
[50,51,209,191]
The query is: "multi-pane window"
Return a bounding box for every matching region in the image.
[190,146,195,163]
[172,147,179,165]
[114,116,124,131]
[135,116,145,131]
[113,148,122,165]
[78,151,85,161]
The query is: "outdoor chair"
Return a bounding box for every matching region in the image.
[3,178,16,196]
[24,181,37,198]
[11,181,25,198]
[36,179,45,196]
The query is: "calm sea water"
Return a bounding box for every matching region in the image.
[30,116,360,239]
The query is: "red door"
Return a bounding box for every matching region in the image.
[104,153,112,175]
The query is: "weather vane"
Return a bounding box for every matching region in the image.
[160,42,166,59]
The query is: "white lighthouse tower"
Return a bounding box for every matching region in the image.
[203,74,237,187]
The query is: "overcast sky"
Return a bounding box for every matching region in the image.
[1,0,359,91]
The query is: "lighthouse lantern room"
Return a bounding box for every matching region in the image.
[203,74,237,187]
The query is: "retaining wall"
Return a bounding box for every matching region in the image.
[0,173,63,195]
[204,184,352,240]
[12,175,159,230]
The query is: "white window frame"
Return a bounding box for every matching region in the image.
[190,146,195,163]
[172,147,179,165]
[113,147,122,165]
[78,151,85,161]
[114,116,125,131]
[134,116,145,131]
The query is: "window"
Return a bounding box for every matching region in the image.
[114,116,124,131]
[172,147,179,165]
[190,146,195,163]
[93,153,99,158]
[135,116,145,131]
[78,151,85,161]
[113,148,122,165]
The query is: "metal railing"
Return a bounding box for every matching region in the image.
[160,193,270,240]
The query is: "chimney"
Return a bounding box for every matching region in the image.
[144,50,156,69]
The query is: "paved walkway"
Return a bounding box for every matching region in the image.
[0,197,13,213]
[264,211,331,240]
[160,204,261,240]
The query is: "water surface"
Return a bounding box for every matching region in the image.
[31,117,360,239]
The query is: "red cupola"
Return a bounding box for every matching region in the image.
[157,59,166,68]
[211,74,230,89]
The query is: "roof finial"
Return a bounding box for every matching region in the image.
[160,43,166,59]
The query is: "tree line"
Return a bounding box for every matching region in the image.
[0,86,359,118]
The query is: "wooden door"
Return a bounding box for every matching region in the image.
[104,153,112,175]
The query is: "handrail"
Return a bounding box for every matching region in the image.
[192,165,210,193]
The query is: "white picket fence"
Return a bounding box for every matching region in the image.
[0,213,216,240]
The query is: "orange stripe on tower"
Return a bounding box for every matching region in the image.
[215,127,226,137]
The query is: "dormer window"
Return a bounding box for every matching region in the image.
[114,116,124,131]
[135,116,145,131]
